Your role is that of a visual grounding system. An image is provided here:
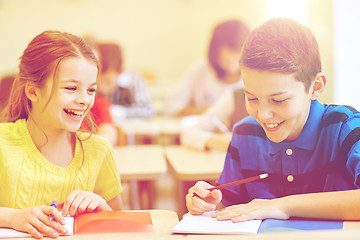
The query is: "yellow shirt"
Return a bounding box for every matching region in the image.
[0,119,122,209]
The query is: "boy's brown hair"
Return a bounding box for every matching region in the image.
[240,18,321,91]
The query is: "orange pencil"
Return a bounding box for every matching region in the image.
[209,173,268,191]
[192,173,268,197]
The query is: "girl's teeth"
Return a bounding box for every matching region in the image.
[66,109,83,117]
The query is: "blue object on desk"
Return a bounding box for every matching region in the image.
[258,219,343,233]
[50,200,57,208]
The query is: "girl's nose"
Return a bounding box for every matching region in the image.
[77,91,90,105]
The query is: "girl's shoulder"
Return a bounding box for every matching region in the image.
[76,131,113,151]
[0,119,26,138]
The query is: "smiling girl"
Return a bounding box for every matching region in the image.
[0,30,123,238]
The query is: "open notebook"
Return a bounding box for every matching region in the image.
[0,211,154,238]
[171,211,262,234]
[171,211,344,235]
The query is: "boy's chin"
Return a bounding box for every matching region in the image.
[265,134,286,143]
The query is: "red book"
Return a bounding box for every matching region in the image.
[0,211,154,238]
[74,211,154,234]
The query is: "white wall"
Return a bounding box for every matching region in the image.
[334,0,360,109]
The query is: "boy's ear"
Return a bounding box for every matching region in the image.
[310,73,326,100]
[25,83,39,102]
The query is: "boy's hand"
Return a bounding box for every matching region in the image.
[60,190,111,217]
[8,206,67,239]
[186,181,222,215]
[211,198,289,222]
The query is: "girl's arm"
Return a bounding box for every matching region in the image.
[0,206,67,239]
[107,194,124,211]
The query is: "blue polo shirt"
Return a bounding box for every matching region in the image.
[218,100,360,207]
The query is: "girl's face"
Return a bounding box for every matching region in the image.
[218,45,241,75]
[31,57,98,133]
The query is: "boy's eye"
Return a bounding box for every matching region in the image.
[247,97,258,101]
[272,99,287,103]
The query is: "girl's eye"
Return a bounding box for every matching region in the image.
[88,88,96,94]
[64,87,77,91]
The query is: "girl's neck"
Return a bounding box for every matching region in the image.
[26,117,75,167]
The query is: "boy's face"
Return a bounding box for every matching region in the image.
[241,66,313,143]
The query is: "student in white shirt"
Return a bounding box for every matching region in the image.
[164,20,250,116]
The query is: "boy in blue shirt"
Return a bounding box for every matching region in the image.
[186,18,360,221]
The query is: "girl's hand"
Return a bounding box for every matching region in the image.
[60,190,111,217]
[212,198,289,222]
[186,181,222,215]
[8,206,67,239]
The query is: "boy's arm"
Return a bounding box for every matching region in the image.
[212,189,360,222]
[280,189,360,220]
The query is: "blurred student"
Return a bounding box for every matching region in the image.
[97,43,154,119]
[180,87,247,151]
[186,18,360,221]
[0,30,123,238]
[86,43,122,146]
[164,20,250,116]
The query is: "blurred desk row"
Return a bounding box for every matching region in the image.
[114,144,226,215]
[115,115,199,145]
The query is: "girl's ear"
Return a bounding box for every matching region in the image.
[310,73,326,100]
[25,83,39,102]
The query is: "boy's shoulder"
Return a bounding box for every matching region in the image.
[232,116,266,138]
[322,104,360,125]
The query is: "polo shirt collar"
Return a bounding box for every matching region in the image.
[267,100,324,154]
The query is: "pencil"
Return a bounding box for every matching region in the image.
[209,173,268,191]
[209,114,230,133]
[191,173,268,198]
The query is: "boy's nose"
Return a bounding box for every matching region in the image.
[257,104,273,120]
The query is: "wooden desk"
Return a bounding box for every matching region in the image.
[164,146,226,215]
[174,228,360,240]
[7,219,360,240]
[116,116,182,145]
[114,145,167,209]
[165,145,226,181]
[5,208,360,240]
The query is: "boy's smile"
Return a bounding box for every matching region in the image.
[241,66,314,143]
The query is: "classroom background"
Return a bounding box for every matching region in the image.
[0,0,359,109]
[0,0,359,215]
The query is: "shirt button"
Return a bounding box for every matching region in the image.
[287,175,294,182]
[286,149,293,156]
